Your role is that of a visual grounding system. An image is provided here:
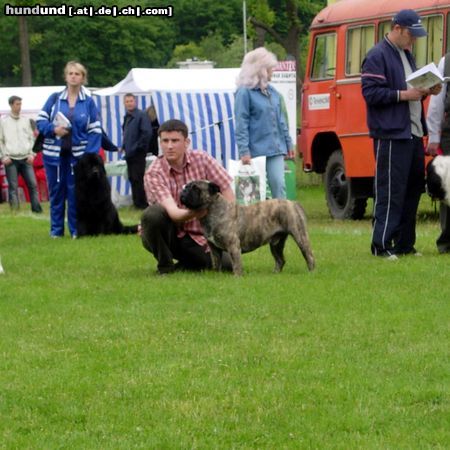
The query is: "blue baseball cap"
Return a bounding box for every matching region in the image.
[392,9,427,37]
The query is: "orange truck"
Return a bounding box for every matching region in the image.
[299,0,450,219]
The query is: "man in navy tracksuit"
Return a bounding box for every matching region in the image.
[361,9,441,259]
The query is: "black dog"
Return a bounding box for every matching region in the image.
[74,153,138,237]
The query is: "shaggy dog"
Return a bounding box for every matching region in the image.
[180,180,315,276]
[74,153,138,237]
[426,155,450,204]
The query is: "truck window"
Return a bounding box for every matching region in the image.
[413,15,444,66]
[447,12,450,52]
[378,21,390,42]
[378,16,443,66]
[311,33,337,80]
[346,25,375,75]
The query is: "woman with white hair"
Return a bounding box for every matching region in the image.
[234,47,294,199]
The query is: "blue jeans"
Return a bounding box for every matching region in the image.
[266,154,286,199]
[4,158,42,212]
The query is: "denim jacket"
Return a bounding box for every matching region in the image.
[234,85,292,158]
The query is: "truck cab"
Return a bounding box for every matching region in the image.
[299,0,450,218]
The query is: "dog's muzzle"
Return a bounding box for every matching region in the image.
[180,182,201,209]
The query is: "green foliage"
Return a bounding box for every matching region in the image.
[267,0,326,35]
[247,0,276,40]
[214,36,248,68]
[27,14,176,86]
[166,42,208,69]
[0,188,449,448]
[0,0,328,86]
[250,0,276,26]
[167,34,250,69]
[170,0,243,45]
[0,0,177,86]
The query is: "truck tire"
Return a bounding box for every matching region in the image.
[325,150,367,220]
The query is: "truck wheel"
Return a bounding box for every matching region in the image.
[325,150,367,220]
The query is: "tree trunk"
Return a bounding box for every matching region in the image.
[18,17,32,86]
[254,27,266,48]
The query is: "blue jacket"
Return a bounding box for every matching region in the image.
[361,37,427,139]
[122,108,152,159]
[36,86,101,165]
[234,85,292,158]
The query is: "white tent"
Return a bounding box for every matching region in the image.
[93,66,296,201]
[95,68,240,96]
[0,86,65,118]
[93,68,240,165]
[93,68,241,200]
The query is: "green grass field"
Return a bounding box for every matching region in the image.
[0,185,448,449]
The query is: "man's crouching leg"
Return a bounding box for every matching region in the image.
[141,205,179,274]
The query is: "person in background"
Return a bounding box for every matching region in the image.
[361,9,441,259]
[36,60,101,238]
[234,47,294,200]
[141,119,234,275]
[146,105,160,156]
[121,93,152,209]
[0,95,42,213]
[427,53,450,253]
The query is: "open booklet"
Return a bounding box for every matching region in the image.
[53,111,71,128]
[406,62,450,89]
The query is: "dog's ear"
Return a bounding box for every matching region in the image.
[208,182,220,195]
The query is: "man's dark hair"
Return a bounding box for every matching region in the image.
[8,95,22,105]
[158,119,189,138]
[124,93,136,99]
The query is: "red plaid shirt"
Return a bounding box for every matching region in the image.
[144,150,232,247]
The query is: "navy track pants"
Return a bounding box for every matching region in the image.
[371,137,425,256]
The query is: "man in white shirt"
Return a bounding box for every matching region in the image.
[0,96,42,212]
[427,55,450,252]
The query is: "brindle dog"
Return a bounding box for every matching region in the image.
[180,180,315,276]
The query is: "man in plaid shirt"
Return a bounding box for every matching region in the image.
[141,119,235,274]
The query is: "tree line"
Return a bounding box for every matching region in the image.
[0,0,326,88]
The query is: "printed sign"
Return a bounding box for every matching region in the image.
[271,61,297,145]
[308,93,330,110]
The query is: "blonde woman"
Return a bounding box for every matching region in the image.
[234,47,294,199]
[36,61,101,238]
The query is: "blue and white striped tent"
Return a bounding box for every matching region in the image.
[93,68,240,199]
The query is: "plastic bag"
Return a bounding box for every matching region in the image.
[228,156,266,205]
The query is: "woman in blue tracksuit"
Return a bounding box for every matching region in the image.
[234,47,294,199]
[37,61,101,238]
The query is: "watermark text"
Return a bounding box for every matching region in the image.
[3,4,174,18]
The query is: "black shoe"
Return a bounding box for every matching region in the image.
[157,265,175,275]
[157,262,184,275]
[437,245,450,254]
